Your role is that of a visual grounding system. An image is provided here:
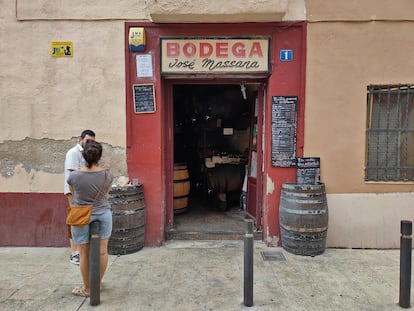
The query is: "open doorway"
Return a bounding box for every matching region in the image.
[167,83,261,240]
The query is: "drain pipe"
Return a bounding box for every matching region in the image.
[399,220,412,308]
[244,219,254,307]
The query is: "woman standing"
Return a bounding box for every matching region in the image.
[67,140,114,297]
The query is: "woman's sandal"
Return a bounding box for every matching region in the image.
[72,286,90,297]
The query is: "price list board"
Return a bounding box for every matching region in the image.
[297,157,320,184]
[271,96,298,167]
[133,84,156,114]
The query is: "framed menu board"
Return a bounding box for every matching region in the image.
[297,157,320,184]
[133,84,156,114]
[271,96,298,167]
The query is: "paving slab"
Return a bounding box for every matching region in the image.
[0,241,411,310]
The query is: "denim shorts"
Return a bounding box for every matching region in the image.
[71,209,112,244]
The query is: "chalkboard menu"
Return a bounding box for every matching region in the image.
[271,96,298,167]
[297,157,320,185]
[133,84,156,113]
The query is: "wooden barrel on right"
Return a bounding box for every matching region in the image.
[173,163,190,213]
[279,183,328,256]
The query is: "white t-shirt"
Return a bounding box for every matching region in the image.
[63,143,85,195]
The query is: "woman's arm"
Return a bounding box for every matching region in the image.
[103,170,113,201]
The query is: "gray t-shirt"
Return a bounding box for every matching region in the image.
[67,169,113,215]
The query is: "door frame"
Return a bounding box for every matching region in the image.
[163,78,266,233]
[246,85,264,230]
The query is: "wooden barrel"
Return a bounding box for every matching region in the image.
[279,183,328,256]
[206,163,245,211]
[108,184,145,255]
[173,163,190,213]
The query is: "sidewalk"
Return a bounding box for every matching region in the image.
[0,240,409,310]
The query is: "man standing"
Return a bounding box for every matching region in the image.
[64,129,96,264]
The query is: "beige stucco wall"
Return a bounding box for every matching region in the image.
[306,0,414,248]
[307,0,414,22]
[0,1,130,192]
[16,0,305,22]
[16,0,149,20]
[0,0,305,194]
[148,0,306,22]
[305,21,414,194]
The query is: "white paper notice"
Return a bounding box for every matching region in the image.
[223,128,234,135]
[136,54,153,78]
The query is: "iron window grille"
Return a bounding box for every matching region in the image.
[366,84,414,181]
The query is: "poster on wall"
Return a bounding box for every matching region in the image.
[133,84,156,114]
[271,96,298,167]
[136,54,153,78]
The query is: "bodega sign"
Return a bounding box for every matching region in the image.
[160,37,270,74]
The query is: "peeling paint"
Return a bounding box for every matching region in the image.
[0,137,127,177]
[0,137,128,192]
[0,137,71,177]
[266,174,274,194]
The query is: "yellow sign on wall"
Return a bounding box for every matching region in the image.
[129,27,146,52]
[51,41,73,57]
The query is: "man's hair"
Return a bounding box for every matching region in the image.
[80,129,96,139]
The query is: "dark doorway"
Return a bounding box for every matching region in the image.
[167,83,259,240]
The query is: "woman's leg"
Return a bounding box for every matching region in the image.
[77,243,90,293]
[99,238,109,282]
[97,210,112,283]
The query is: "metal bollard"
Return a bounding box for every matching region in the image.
[399,220,412,308]
[244,219,254,307]
[90,221,100,306]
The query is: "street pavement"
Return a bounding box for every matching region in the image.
[0,240,410,310]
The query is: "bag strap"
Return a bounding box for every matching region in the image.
[92,169,108,204]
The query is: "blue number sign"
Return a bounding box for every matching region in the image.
[279,49,293,62]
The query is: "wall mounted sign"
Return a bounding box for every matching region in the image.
[136,54,153,78]
[51,41,73,57]
[279,49,293,62]
[271,96,298,167]
[160,37,270,74]
[297,157,320,185]
[129,27,146,52]
[133,84,156,114]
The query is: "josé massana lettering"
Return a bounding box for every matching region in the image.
[160,38,270,74]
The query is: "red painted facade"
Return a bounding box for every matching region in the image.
[0,22,305,247]
[125,22,306,246]
[0,193,68,246]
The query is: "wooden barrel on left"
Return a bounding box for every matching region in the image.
[108,184,145,255]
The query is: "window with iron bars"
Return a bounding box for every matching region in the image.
[366,84,414,181]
